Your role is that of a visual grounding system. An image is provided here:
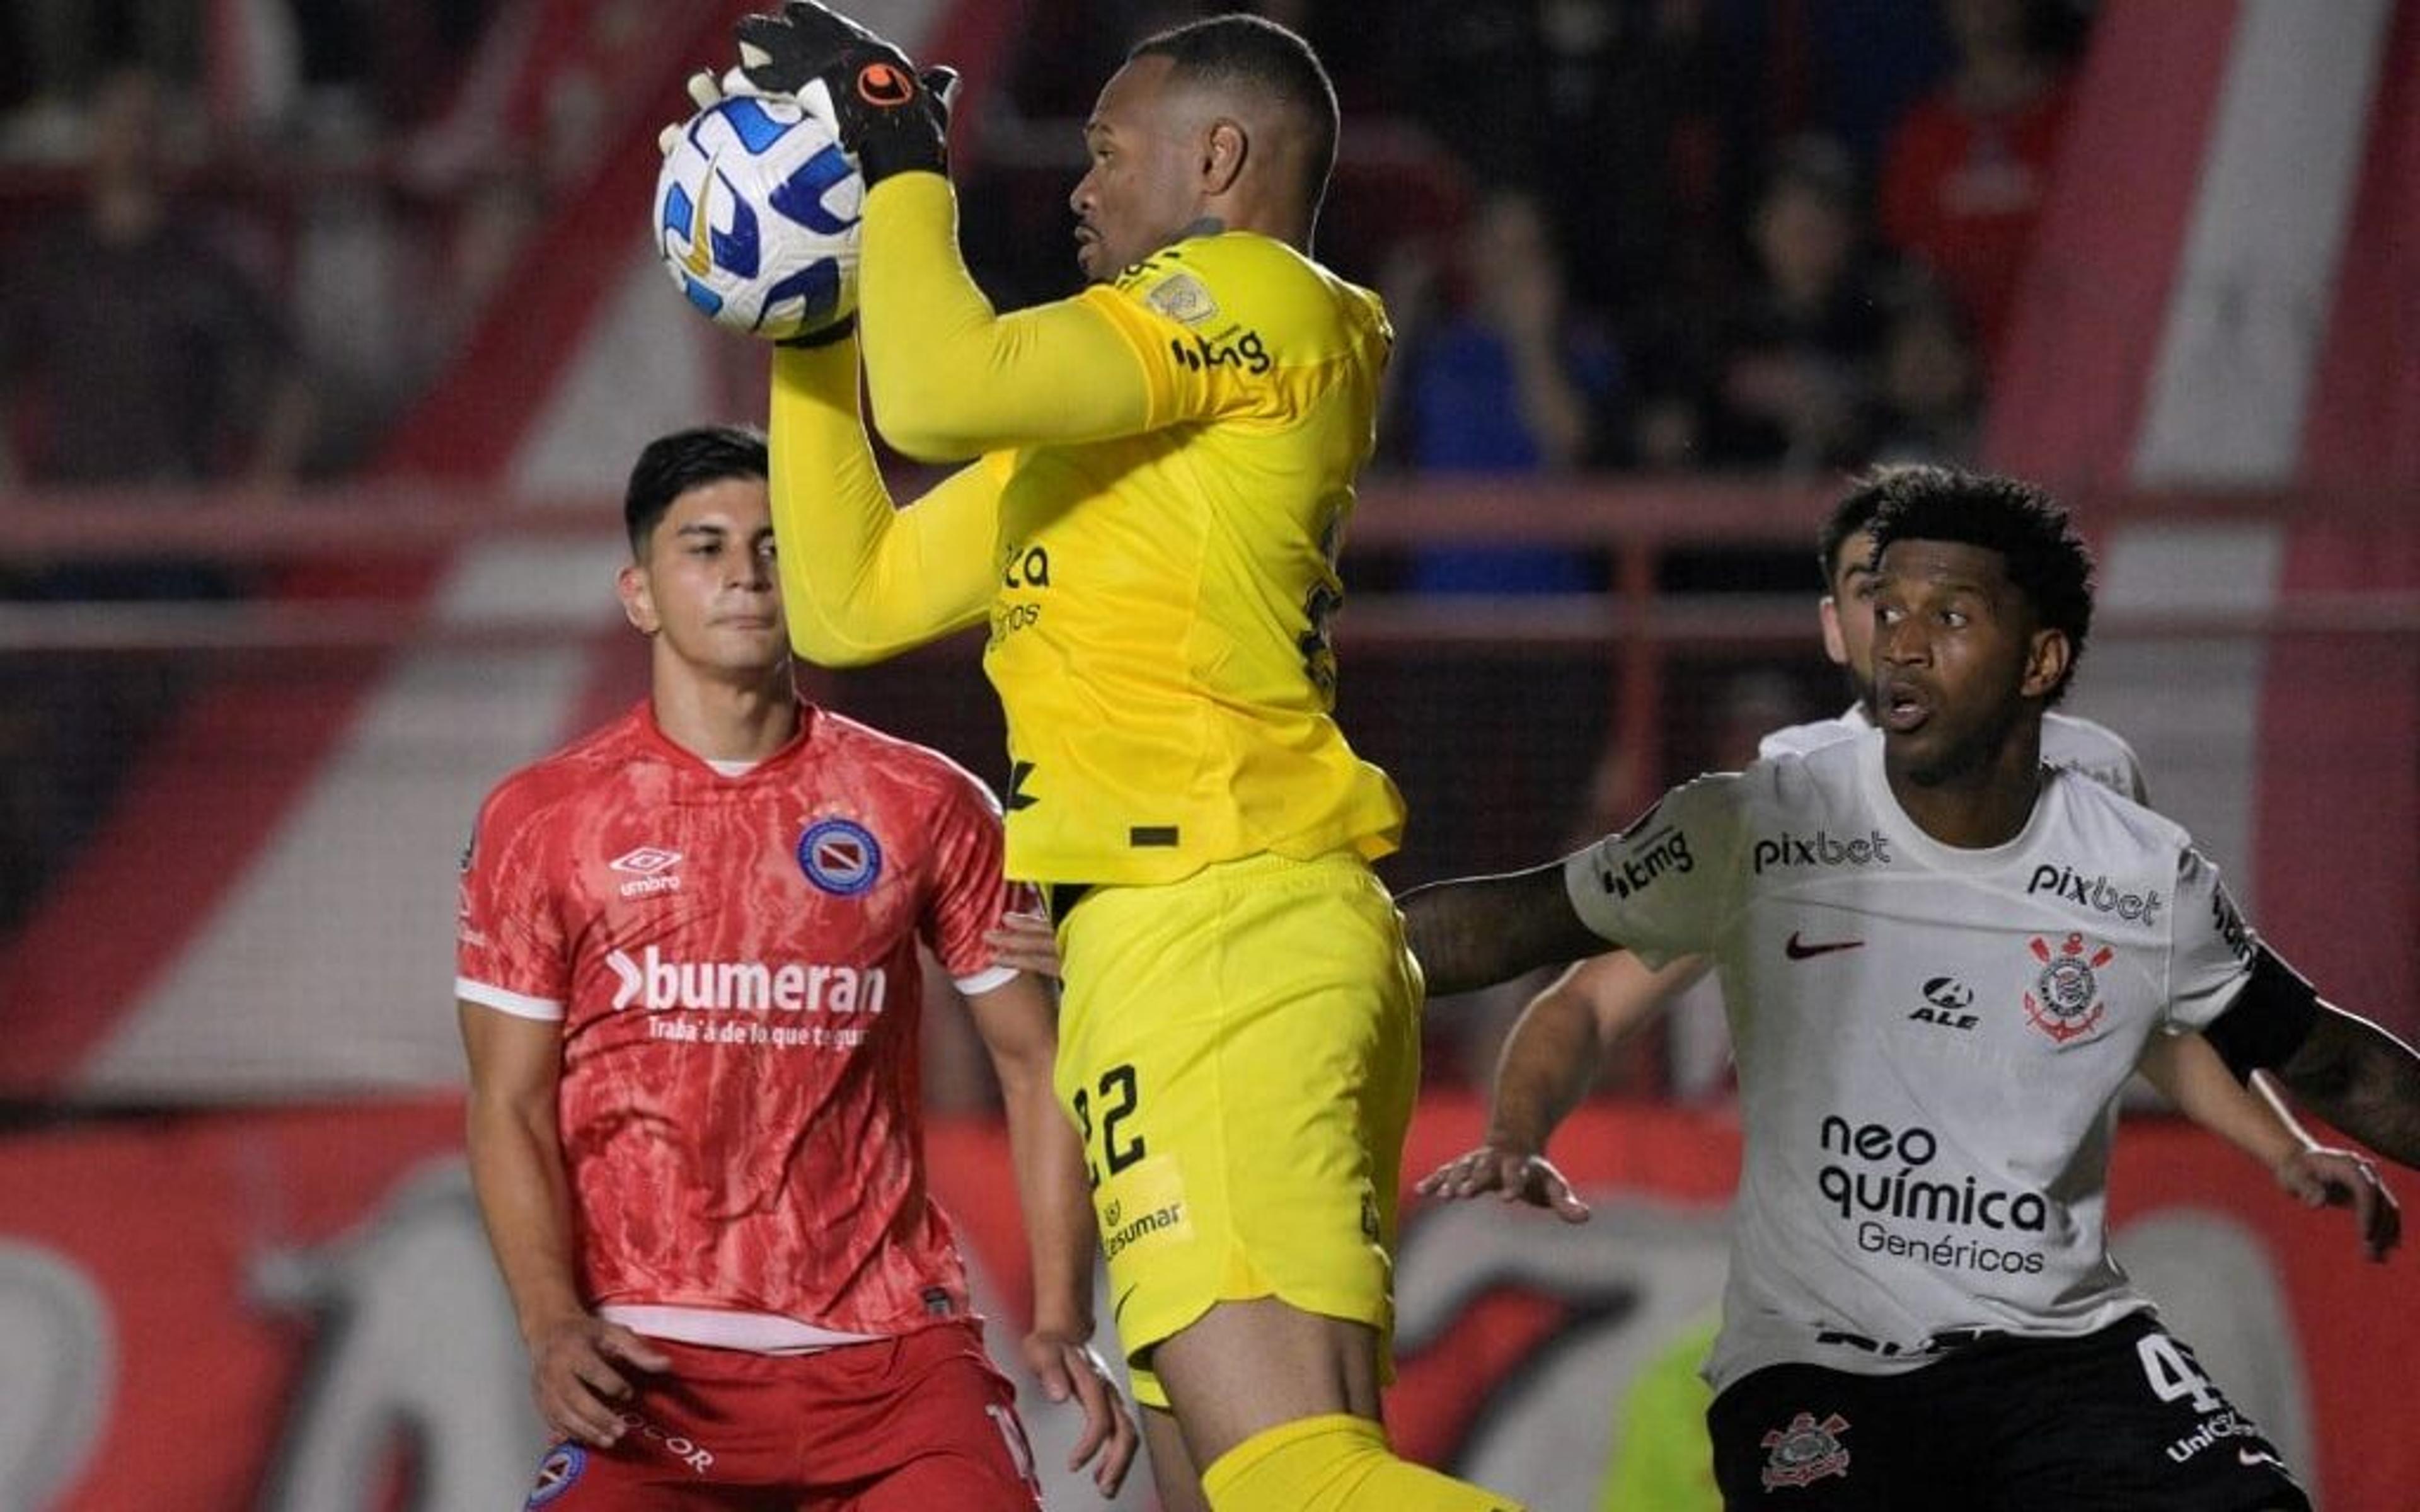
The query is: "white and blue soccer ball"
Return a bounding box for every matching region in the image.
[654,92,861,341]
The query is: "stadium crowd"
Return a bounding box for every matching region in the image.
[0,0,2092,1000]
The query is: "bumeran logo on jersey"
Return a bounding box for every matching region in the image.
[1753,828,1891,874]
[1817,1114,2049,1276]
[1596,822,1692,899]
[605,946,886,1049]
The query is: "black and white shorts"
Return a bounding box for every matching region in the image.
[1707,1312,2310,1511]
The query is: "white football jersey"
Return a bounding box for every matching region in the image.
[1760,704,2148,802]
[1564,735,2259,1390]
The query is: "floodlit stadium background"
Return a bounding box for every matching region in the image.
[1,2,2414,1507]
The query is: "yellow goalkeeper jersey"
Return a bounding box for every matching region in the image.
[768,173,1404,886]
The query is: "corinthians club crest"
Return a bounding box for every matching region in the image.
[1760,1411,1852,1490]
[2025,932,2114,1043]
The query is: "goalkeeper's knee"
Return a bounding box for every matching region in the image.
[1199,1414,1526,1512]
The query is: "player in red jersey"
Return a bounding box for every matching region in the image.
[458,425,1137,1508]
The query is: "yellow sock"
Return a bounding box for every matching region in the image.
[1200,1413,1526,1512]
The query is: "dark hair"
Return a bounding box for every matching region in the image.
[1128,13,1338,216]
[623,425,768,554]
[1865,465,2095,704]
[1818,469,1896,587]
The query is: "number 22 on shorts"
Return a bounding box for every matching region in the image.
[1073,1062,1146,1189]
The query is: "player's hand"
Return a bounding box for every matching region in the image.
[1416,1138,1591,1223]
[2276,1145,2401,1263]
[734,2,952,184]
[986,910,1063,978]
[1020,1329,1139,1496]
[527,1314,673,1446]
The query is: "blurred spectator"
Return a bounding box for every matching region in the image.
[1650,136,1887,474]
[1878,0,2080,363]
[1864,271,1984,466]
[0,0,199,159]
[1392,0,1758,331]
[290,0,499,134]
[1794,0,1957,170]
[0,67,313,493]
[1551,0,1761,334]
[1386,190,1620,592]
[1377,188,1623,1089]
[0,66,313,935]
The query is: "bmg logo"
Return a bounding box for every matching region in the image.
[1598,826,1693,900]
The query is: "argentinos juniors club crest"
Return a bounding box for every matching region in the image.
[2025,932,2112,1043]
[1761,1411,1852,1489]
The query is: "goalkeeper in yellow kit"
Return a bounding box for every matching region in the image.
[723,6,1519,1510]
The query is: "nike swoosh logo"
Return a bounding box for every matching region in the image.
[2238,1448,2285,1469]
[1785,932,1864,960]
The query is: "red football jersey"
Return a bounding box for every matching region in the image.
[458,701,1027,1336]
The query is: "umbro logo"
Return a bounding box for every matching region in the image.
[1785,932,1864,961]
[609,845,683,899]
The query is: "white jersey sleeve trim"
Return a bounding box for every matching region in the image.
[952,964,1018,997]
[455,979,564,1021]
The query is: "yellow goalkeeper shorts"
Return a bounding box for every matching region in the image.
[1052,849,1424,1409]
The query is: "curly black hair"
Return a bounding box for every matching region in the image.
[1864,465,2095,705]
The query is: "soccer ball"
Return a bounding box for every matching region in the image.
[655,92,861,341]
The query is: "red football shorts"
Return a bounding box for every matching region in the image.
[518,1321,1042,1511]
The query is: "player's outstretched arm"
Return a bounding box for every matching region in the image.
[459,1002,671,1446]
[768,339,1001,664]
[1419,951,1710,1221]
[1398,859,1610,1000]
[964,974,1139,1496]
[2271,1002,2420,1173]
[2138,1030,2400,1262]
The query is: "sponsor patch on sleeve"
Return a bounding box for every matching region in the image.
[1144,271,1219,326]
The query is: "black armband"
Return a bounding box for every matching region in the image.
[2199,946,2322,1080]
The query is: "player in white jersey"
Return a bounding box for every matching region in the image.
[1443,467,2344,1199]
[1400,469,2420,1508]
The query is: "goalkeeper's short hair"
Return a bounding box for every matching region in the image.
[1127,14,1339,215]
